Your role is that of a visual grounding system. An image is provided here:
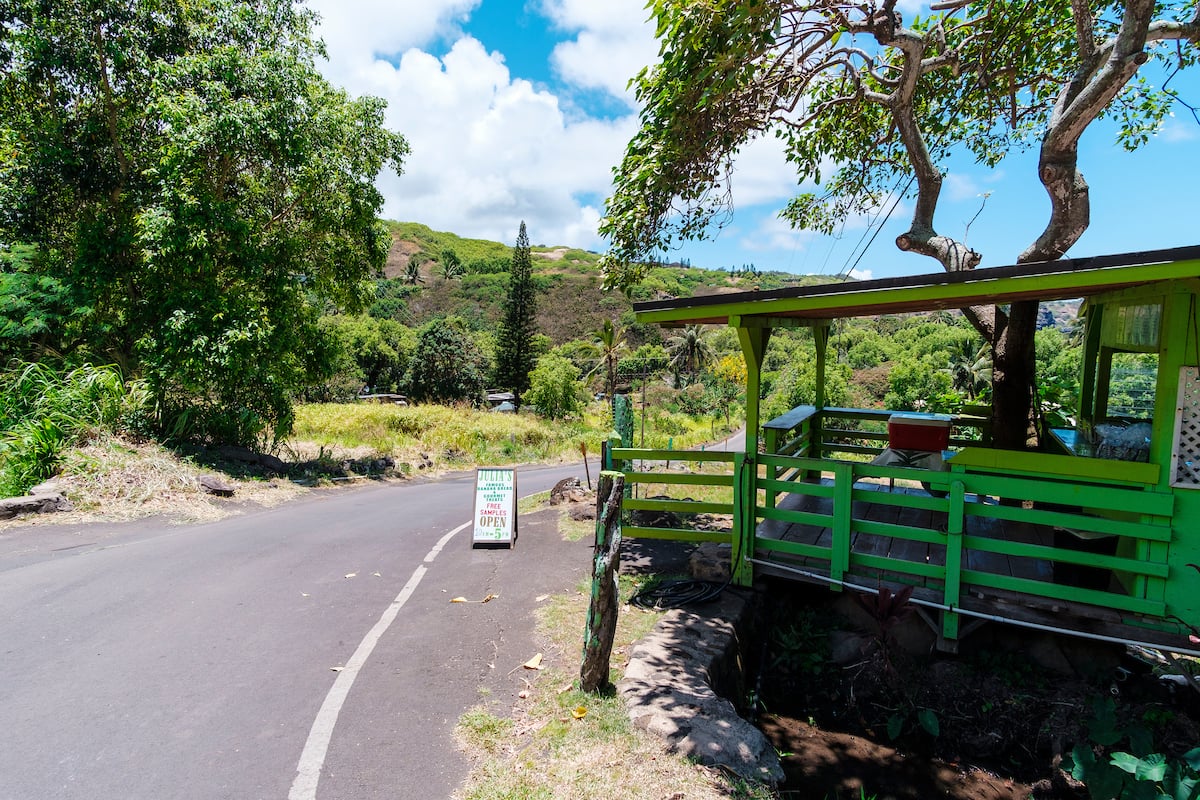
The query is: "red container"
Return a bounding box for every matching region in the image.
[887,413,951,451]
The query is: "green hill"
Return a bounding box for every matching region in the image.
[377,221,837,345]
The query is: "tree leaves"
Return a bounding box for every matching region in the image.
[0,0,408,447]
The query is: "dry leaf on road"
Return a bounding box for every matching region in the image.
[522,653,543,670]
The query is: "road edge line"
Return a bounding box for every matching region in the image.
[288,521,470,800]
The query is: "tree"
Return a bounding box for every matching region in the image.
[407,317,488,406]
[666,324,716,379]
[0,0,408,445]
[592,319,628,399]
[439,249,465,280]
[404,261,425,286]
[318,314,416,397]
[602,0,1199,450]
[495,222,539,401]
[525,353,585,420]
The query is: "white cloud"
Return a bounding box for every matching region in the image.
[307,0,479,87]
[1160,118,1199,143]
[344,36,638,248]
[542,0,659,105]
[303,0,809,257]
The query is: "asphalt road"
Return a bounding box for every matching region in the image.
[0,462,597,800]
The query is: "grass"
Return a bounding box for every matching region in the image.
[290,399,739,476]
[452,543,777,800]
[0,433,305,529]
[290,403,610,472]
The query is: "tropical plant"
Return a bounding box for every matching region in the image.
[0,362,150,496]
[439,249,465,280]
[404,261,425,286]
[944,341,993,401]
[593,319,628,399]
[666,324,716,380]
[1064,696,1200,800]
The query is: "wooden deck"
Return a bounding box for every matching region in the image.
[754,478,1191,653]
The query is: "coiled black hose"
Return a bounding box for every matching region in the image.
[629,578,729,609]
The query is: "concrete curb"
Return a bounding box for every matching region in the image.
[617,588,785,785]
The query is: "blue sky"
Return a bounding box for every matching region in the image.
[307,0,1199,281]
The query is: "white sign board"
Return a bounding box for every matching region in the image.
[472,468,517,547]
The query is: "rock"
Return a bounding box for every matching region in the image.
[829,629,872,665]
[215,445,286,474]
[549,476,581,505]
[28,478,64,496]
[689,542,731,582]
[567,503,595,521]
[0,492,74,520]
[197,474,236,497]
[617,590,785,786]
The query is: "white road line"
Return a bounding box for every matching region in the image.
[288,521,470,800]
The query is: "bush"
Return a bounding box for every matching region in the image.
[525,354,585,420]
[0,362,149,496]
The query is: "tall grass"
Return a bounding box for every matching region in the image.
[0,362,150,496]
[290,398,738,471]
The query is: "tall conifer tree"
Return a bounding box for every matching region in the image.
[496,221,538,402]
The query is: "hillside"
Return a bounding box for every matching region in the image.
[378,221,838,345]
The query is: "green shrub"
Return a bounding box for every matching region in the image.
[0,362,149,495]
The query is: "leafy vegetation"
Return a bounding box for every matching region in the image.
[0,362,149,496]
[0,0,407,446]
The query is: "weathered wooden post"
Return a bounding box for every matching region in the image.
[580,470,624,692]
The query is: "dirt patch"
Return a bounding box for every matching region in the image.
[753,582,1200,799]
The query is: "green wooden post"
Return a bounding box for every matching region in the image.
[1078,303,1103,427]
[763,426,780,511]
[814,323,830,412]
[613,394,634,498]
[730,452,754,586]
[830,461,852,588]
[733,319,772,586]
[941,480,966,647]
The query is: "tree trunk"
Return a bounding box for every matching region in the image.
[990,300,1040,450]
[580,471,624,693]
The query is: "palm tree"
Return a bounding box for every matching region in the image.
[404,260,424,285]
[666,324,715,380]
[440,248,465,280]
[592,319,627,399]
[944,341,992,400]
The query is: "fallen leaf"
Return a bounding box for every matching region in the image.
[535,594,549,602]
[301,592,310,597]
[571,706,587,719]
[372,572,381,577]
[450,596,468,603]
[330,666,344,672]
[522,653,544,670]
[518,690,530,699]
[344,573,357,579]
[481,593,498,603]
[557,683,573,694]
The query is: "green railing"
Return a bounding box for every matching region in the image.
[610,406,1180,643]
[754,451,1174,637]
[609,447,737,545]
[763,405,990,464]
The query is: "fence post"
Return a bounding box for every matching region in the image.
[581,471,625,692]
